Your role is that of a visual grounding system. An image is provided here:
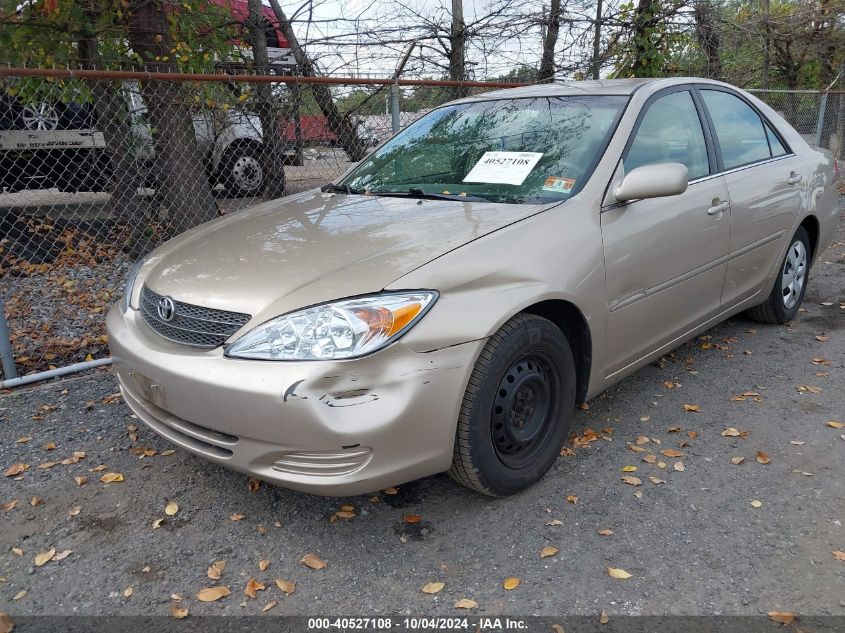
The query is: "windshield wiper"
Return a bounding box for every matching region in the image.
[370,187,487,202]
[321,183,364,195]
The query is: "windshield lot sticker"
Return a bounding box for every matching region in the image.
[542,176,576,194]
[463,151,544,186]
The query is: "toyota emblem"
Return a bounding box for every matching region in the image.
[156,296,176,322]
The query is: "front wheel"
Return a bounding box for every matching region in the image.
[449,313,576,496]
[746,226,811,324]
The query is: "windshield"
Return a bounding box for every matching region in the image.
[342,95,628,204]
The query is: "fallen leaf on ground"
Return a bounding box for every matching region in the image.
[832,551,845,561]
[673,462,685,471]
[540,546,559,558]
[74,476,87,486]
[123,587,133,598]
[262,600,278,613]
[640,416,651,422]
[454,599,477,609]
[767,611,795,625]
[643,454,657,464]
[196,586,231,602]
[731,457,745,465]
[170,604,188,619]
[751,500,763,508]
[164,502,179,516]
[422,582,445,594]
[230,513,245,521]
[566,494,579,503]
[51,550,72,561]
[608,567,633,579]
[756,451,771,464]
[649,477,666,485]
[598,529,613,536]
[4,463,28,477]
[503,577,520,590]
[258,560,270,572]
[382,487,398,495]
[621,475,642,486]
[15,436,31,444]
[660,449,684,458]
[816,335,829,342]
[248,478,261,492]
[244,578,265,599]
[99,472,124,483]
[300,554,327,570]
[551,625,565,633]
[275,579,296,595]
[11,548,23,557]
[683,404,700,412]
[2,500,18,511]
[826,421,844,429]
[30,497,42,507]
[636,435,650,445]
[161,450,176,456]
[790,441,805,446]
[12,591,26,601]
[628,445,646,453]
[599,611,609,624]
[621,465,637,472]
[207,560,226,580]
[91,465,107,472]
[721,428,742,437]
[403,514,422,524]
[0,614,13,633]
[151,518,164,529]
[546,519,563,526]
[34,548,55,567]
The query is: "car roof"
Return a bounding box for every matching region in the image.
[455,77,711,103]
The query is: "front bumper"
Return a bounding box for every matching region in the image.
[106,305,483,496]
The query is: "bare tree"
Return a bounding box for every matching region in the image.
[266,0,369,162]
[539,0,562,81]
[693,0,722,79]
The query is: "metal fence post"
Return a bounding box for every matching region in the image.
[390,83,401,134]
[815,92,829,148]
[0,295,18,381]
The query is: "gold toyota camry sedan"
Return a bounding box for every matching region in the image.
[108,78,839,497]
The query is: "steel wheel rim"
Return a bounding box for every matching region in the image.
[232,155,262,192]
[21,102,59,131]
[491,352,559,469]
[781,240,807,309]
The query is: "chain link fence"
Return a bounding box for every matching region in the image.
[0,68,516,383]
[1,71,843,385]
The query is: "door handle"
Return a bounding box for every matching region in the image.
[787,172,802,185]
[707,201,729,215]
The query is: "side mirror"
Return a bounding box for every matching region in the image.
[614,163,689,202]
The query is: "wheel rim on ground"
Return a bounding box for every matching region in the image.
[490,352,560,470]
[781,240,807,309]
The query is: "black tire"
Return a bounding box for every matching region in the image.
[219,143,265,198]
[449,313,576,496]
[746,226,811,325]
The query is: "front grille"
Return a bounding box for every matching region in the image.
[139,285,251,348]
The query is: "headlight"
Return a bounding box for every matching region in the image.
[120,256,147,313]
[225,291,437,361]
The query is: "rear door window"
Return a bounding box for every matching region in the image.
[700,89,772,169]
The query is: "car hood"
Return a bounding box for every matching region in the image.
[141,190,547,322]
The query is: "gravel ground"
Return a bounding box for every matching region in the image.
[1,206,843,627]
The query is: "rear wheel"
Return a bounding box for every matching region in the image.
[449,313,576,496]
[220,143,265,197]
[746,226,810,324]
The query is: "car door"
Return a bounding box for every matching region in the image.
[696,87,804,307]
[601,87,731,379]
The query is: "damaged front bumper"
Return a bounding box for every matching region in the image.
[106,304,483,496]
